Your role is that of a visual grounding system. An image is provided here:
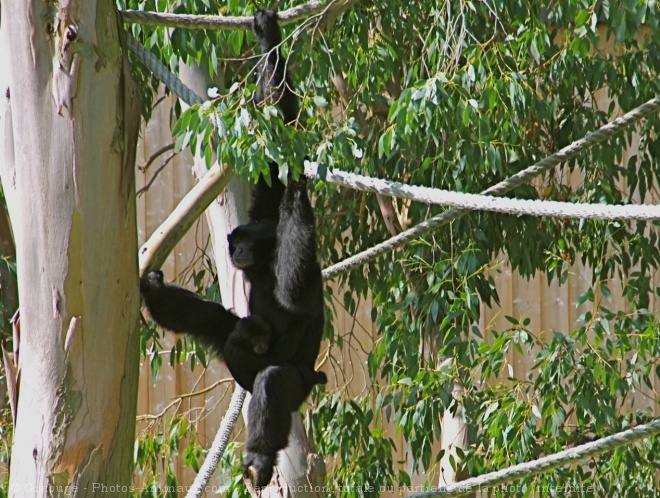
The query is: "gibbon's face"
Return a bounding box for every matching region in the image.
[228,220,277,270]
[230,237,256,269]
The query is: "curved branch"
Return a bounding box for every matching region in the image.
[138,162,234,274]
[137,152,176,196]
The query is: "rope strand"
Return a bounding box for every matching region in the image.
[321,96,660,279]
[121,0,346,30]
[185,387,246,498]
[408,418,660,498]
[126,34,204,106]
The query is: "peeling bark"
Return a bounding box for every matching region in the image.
[0,0,141,495]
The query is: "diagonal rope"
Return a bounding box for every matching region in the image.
[408,417,660,498]
[126,34,204,106]
[185,387,246,498]
[321,96,660,279]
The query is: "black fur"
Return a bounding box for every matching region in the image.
[252,9,299,125]
[140,11,323,490]
[232,174,325,488]
[242,364,324,485]
[140,270,268,390]
[139,178,325,393]
[239,13,323,486]
[140,175,325,488]
[247,163,286,224]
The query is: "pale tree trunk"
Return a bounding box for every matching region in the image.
[179,63,325,497]
[0,1,141,495]
[438,380,469,487]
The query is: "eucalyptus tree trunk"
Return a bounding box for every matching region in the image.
[179,63,325,498]
[0,1,141,495]
[438,380,470,487]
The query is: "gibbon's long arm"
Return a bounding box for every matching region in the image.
[274,177,323,315]
[140,270,239,354]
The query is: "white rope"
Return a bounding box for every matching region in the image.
[305,162,660,221]
[185,386,246,498]
[408,417,660,498]
[125,34,660,226]
[125,31,660,274]
[120,0,353,30]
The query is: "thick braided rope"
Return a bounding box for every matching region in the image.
[126,33,204,106]
[409,417,660,498]
[305,162,660,221]
[121,0,335,30]
[185,387,246,498]
[122,10,251,30]
[125,33,660,275]
[322,96,660,279]
[127,34,660,226]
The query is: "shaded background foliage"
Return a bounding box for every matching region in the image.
[119,0,660,496]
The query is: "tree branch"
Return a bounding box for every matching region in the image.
[137,152,176,196]
[330,73,405,235]
[138,162,234,274]
[139,142,175,172]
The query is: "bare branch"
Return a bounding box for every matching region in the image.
[137,152,175,196]
[177,378,234,399]
[138,162,234,274]
[139,142,175,172]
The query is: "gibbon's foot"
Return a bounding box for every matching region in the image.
[243,451,276,489]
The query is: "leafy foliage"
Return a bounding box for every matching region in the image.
[125,0,660,495]
[312,393,398,497]
[134,415,202,497]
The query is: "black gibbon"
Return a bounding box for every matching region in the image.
[140,9,324,489]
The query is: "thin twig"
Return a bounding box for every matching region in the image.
[137,152,176,196]
[178,378,234,399]
[139,142,175,172]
